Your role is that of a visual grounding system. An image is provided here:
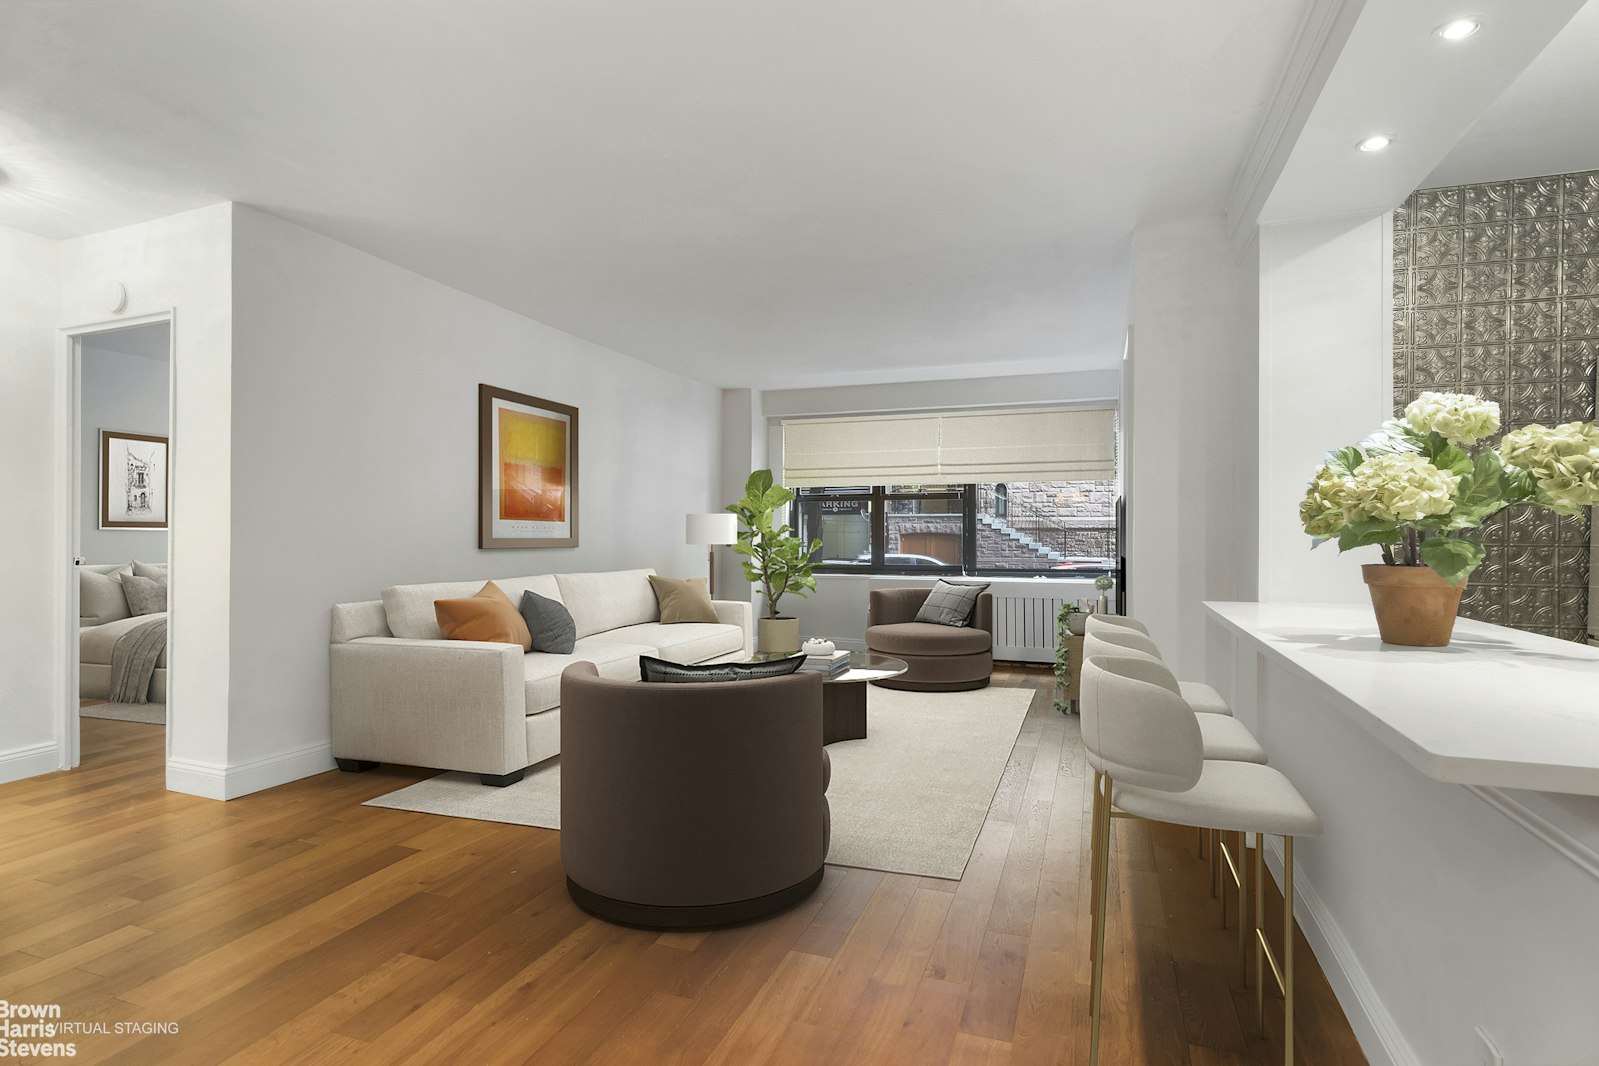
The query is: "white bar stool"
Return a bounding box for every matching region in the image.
[1081,655,1320,1066]
[1084,616,1233,717]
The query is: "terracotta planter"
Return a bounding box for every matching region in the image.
[756,616,802,655]
[1361,564,1466,647]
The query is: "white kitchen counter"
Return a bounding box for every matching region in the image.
[1199,602,1599,1063]
[1205,601,1599,796]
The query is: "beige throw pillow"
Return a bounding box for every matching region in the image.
[648,575,719,624]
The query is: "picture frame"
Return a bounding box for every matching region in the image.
[479,384,579,549]
[100,430,169,530]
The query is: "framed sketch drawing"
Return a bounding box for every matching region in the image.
[101,430,169,530]
[479,384,579,549]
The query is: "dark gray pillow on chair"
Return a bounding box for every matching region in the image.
[914,579,989,627]
[519,590,577,654]
[639,655,805,683]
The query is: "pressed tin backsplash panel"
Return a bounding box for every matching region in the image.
[1394,171,1599,642]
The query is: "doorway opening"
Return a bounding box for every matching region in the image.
[71,319,172,768]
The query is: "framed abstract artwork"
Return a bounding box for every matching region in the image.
[479,384,579,549]
[100,430,169,530]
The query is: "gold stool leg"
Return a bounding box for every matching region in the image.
[1284,836,1295,1066]
[1088,774,1113,1065]
[1254,837,1265,1032]
[1210,829,1220,898]
[1238,831,1249,979]
[1089,771,1103,962]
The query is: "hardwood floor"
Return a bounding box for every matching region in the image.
[0,668,1367,1065]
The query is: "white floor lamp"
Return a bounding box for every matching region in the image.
[685,513,738,597]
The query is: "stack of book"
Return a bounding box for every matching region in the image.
[797,650,851,677]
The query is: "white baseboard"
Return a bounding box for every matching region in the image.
[167,741,335,801]
[1262,838,1420,1066]
[0,741,62,786]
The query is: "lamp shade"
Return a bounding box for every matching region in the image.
[686,512,738,546]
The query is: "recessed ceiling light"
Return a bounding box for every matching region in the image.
[1436,18,1481,41]
[1357,134,1394,153]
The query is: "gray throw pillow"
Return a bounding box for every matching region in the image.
[519,590,577,654]
[122,574,168,617]
[80,566,133,626]
[914,579,989,628]
[132,560,168,579]
[639,654,805,683]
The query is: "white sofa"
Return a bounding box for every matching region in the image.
[330,568,753,785]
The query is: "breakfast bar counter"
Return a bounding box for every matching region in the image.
[1200,601,1599,1066]
[1205,601,1599,795]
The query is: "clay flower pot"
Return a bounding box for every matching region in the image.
[1361,564,1466,647]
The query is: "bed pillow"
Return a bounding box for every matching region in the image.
[122,574,168,617]
[80,566,133,626]
[434,581,534,651]
[913,579,990,628]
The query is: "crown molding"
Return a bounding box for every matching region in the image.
[1226,0,1368,255]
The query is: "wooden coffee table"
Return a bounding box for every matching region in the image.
[747,651,908,743]
[817,652,907,744]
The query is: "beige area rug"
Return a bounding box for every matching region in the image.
[364,684,1034,880]
[80,701,166,725]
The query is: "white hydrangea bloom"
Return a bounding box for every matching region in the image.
[1342,452,1459,523]
[1499,422,1599,509]
[1403,391,1502,445]
[1299,464,1351,537]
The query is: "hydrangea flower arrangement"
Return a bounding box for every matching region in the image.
[1299,391,1599,585]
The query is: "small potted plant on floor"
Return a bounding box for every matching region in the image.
[1300,391,1599,646]
[727,469,823,654]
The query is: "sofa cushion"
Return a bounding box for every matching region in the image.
[519,590,577,654]
[383,574,562,639]
[586,622,745,664]
[554,569,659,639]
[435,582,533,651]
[132,560,168,579]
[523,639,654,715]
[648,575,718,623]
[81,566,133,627]
[866,621,992,656]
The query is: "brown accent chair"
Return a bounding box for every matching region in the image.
[559,662,831,928]
[865,587,994,692]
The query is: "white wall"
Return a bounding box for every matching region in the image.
[58,204,235,795]
[227,206,721,781]
[1126,215,1258,678]
[1257,213,1391,603]
[80,330,171,564]
[0,225,63,785]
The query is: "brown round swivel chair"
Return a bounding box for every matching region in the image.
[865,587,994,692]
[559,663,831,929]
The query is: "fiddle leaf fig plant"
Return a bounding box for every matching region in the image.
[726,469,824,620]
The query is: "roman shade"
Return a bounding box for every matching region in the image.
[781,406,1117,486]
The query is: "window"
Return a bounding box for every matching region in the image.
[797,480,1115,576]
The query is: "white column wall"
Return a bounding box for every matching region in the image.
[1257,213,1392,603]
[0,225,64,784]
[57,205,236,794]
[1126,215,1258,678]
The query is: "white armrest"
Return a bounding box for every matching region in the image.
[330,637,527,775]
[712,599,754,656]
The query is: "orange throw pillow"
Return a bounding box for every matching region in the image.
[434,581,533,651]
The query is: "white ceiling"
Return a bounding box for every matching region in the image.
[1257,0,1588,224]
[80,321,171,362]
[1424,0,1599,189]
[0,1,1309,388]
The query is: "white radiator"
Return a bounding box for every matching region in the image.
[990,587,1086,664]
